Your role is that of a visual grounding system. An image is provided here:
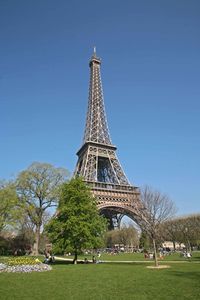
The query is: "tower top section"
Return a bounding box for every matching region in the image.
[75,50,131,187]
[89,46,101,67]
[82,49,112,146]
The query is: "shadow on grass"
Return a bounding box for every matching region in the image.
[191,255,200,261]
[51,260,73,265]
[171,271,200,281]
[99,261,152,267]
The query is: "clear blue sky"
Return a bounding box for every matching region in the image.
[0,0,200,216]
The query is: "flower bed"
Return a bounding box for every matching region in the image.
[0,263,7,271]
[6,257,41,266]
[0,257,52,273]
[4,264,52,273]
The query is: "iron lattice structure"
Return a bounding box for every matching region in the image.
[74,50,142,228]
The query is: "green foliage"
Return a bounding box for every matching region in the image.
[104,225,139,249]
[0,235,13,255]
[163,214,200,251]
[46,177,107,258]
[0,181,18,232]
[139,231,151,250]
[16,162,69,215]
[16,162,69,254]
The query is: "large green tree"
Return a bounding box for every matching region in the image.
[16,162,69,255]
[46,177,107,263]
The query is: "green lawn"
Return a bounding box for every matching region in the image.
[0,254,200,300]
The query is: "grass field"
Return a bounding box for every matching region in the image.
[0,253,200,300]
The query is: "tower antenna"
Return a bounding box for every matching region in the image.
[93,46,96,56]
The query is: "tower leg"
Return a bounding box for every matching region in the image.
[101,211,124,230]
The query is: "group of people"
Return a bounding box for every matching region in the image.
[181,251,192,258]
[84,253,101,264]
[44,250,102,264]
[144,252,155,259]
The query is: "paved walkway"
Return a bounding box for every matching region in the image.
[54,256,200,264]
[102,260,200,264]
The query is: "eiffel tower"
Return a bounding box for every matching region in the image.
[74,49,141,229]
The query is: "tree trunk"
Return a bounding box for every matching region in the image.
[73,250,78,264]
[152,238,158,267]
[173,240,176,251]
[34,225,40,256]
[187,240,192,253]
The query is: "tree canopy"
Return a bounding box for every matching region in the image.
[16,162,69,255]
[163,214,200,251]
[46,177,107,263]
[104,224,139,250]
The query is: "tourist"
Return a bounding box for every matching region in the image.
[186,252,191,259]
[44,250,50,263]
